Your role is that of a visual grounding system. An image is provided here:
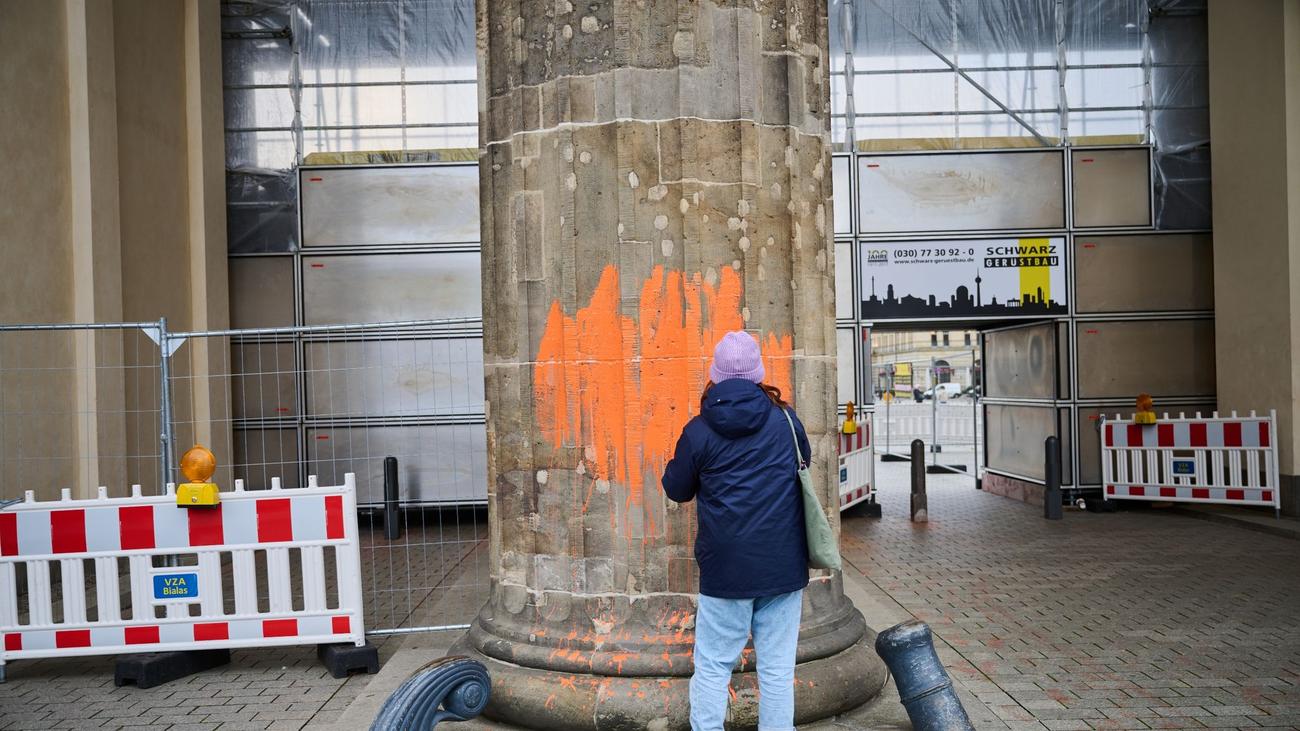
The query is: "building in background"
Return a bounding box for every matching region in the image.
[2,0,1299,513]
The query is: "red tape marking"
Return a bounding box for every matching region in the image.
[50,510,87,554]
[1263,491,1273,502]
[4,633,20,651]
[1192,488,1209,499]
[125,626,160,645]
[0,513,16,556]
[332,616,351,635]
[1129,486,1145,496]
[55,630,91,649]
[194,623,229,642]
[257,498,294,543]
[1127,425,1143,448]
[1159,487,1176,498]
[263,619,298,638]
[119,505,155,550]
[188,505,224,546]
[325,495,344,540]
[1226,489,1245,501]
[1106,485,1115,495]
[1260,422,1270,447]
[1189,423,1207,447]
[1157,424,1174,447]
[1223,422,1242,447]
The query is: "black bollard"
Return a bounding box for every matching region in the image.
[371,656,490,729]
[910,439,928,522]
[875,620,974,731]
[383,456,402,540]
[1044,436,1062,520]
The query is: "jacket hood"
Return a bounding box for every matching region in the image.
[701,379,774,438]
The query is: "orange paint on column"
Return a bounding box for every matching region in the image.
[638,267,690,523]
[762,332,794,401]
[574,267,636,493]
[533,264,795,509]
[535,301,573,445]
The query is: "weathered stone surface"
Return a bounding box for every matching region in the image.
[474,0,881,727]
[452,633,888,731]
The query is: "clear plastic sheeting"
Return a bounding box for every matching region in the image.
[828,0,1210,229]
[227,169,298,253]
[222,0,1210,253]
[832,0,1061,145]
[221,0,476,252]
[1147,0,1211,229]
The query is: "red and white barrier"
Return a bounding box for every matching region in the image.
[1100,411,1280,511]
[838,420,875,510]
[0,474,365,673]
[876,402,977,446]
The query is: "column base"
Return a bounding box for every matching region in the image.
[449,630,888,731]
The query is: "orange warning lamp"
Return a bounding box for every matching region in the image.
[177,445,221,507]
[842,401,858,435]
[1134,393,1157,425]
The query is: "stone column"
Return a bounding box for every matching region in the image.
[1208,0,1300,516]
[461,0,886,727]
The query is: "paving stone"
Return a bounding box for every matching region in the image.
[841,473,1300,731]
[1196,716,1261,728]
[7,473,1296,729]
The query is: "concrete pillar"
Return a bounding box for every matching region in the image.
[1208,0,1300,515]
[461,0,885,727]
[0,0,228,498]
[66,0,127,494]
[183,0,233,462]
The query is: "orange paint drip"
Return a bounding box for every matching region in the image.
[534,265,794,507]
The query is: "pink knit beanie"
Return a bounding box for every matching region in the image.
[709,331,765,384]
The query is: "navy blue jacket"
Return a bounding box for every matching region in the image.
[662,379,810,599]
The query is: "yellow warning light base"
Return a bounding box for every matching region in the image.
[1134,411,1157,425]
[177,482,221,507]
[842,401,858,434]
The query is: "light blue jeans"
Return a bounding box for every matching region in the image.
[689,589,804,731]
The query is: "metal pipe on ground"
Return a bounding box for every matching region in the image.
[371,656,490,729]
[910,439,928,522]
[1044,436,1063,520]
[875,620,974,731]
[384,456,402,540]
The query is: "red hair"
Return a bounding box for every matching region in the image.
[700,381,789,409]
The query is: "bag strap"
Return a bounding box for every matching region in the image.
[780,408,806,466]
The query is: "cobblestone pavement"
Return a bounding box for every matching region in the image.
[4,469,1298,730]
[0,521,488,731]
[0,639,396,730]
[842,465,1300,730]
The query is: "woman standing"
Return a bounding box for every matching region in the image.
[662,330,810,731]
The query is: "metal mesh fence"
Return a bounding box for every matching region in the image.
[165,320,489,634]
[0,324,165,502]
[0,319,489,636]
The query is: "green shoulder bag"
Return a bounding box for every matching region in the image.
[781,409,842,571]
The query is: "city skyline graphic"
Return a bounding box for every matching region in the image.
[861,272,1065,318]
[860,237,1068,319]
